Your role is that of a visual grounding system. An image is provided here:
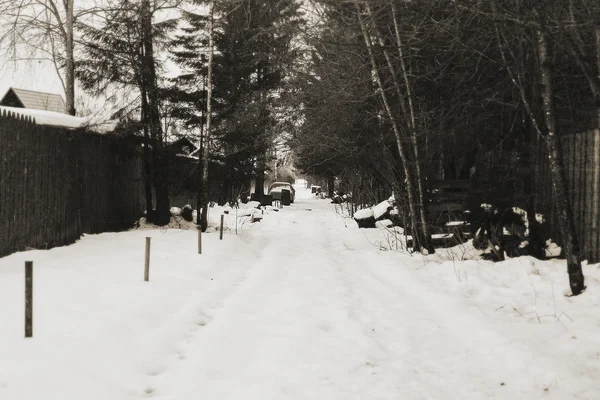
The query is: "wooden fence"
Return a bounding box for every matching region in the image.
[0,113,145,258]
[536,129,600,263]
[423,129,600,260]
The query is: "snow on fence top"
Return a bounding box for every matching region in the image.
[0,105,85,128]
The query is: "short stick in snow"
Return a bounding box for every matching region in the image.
[198,227,202,255]
[25,261,33,338]
[144,237,151,282]
[220,215,224,240]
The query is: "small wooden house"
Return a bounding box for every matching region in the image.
[0,87,66,114]
[167,137,198,156]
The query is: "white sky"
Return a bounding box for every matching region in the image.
[0,60,64,100]
[0,0,184,109]
[0,0,313,115]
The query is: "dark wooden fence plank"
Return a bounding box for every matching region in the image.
[594,130,600,262]
[0,116,145,258]
[582,132,592,259]
[541,129,600,263]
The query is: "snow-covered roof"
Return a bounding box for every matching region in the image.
[0,105,85,128]
[0,87,66,114]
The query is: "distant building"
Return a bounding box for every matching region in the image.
[167,137,198,156]
[0,87,66,114]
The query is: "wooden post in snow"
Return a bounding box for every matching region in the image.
[25,261,33,338]
[144,237,151,281]
[198,227,202,254]
[219,215,224,240]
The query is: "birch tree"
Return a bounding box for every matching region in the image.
[354,0,434,253]
[198,0,214,231]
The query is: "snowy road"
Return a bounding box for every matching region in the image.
[1,188,600,399]
[151,195,598,400]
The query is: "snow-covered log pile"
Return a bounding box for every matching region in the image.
[331,192,351,204]
[354,208,376,228]
[373,200,393,220]
[169,205,198,223]
[375,219,394,229]
[353,197,395,228]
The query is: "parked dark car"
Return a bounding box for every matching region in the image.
[268,182,296,203]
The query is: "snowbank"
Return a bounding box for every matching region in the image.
[0,228,252,400]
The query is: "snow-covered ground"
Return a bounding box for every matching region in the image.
[1,187,600,399]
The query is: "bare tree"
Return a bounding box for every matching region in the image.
[354,0,433,253]
[0,0,85,115]
[535,13,586,296]
[485,0,586,295]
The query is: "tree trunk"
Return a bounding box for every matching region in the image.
[390,2,433,253]
[200,0,215,232]
[141,0,169,225]
[537,28,585,295]
[153,152,170,225]
[523,34,545,260]
[254,66,268,200]
[255,160,266,199]
[355,0,424,252]
[196,79,205,226]
[196,149,204,224]
[594,25,600,128]
[141,89,154,222]
[65,0,75,116]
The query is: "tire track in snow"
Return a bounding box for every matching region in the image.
[148,202,407,399]
[137,231,274,398]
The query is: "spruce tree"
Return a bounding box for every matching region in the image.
[76,0,177,225]
[171,0,303,203]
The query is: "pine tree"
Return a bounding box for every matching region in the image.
[171,0,303,206]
